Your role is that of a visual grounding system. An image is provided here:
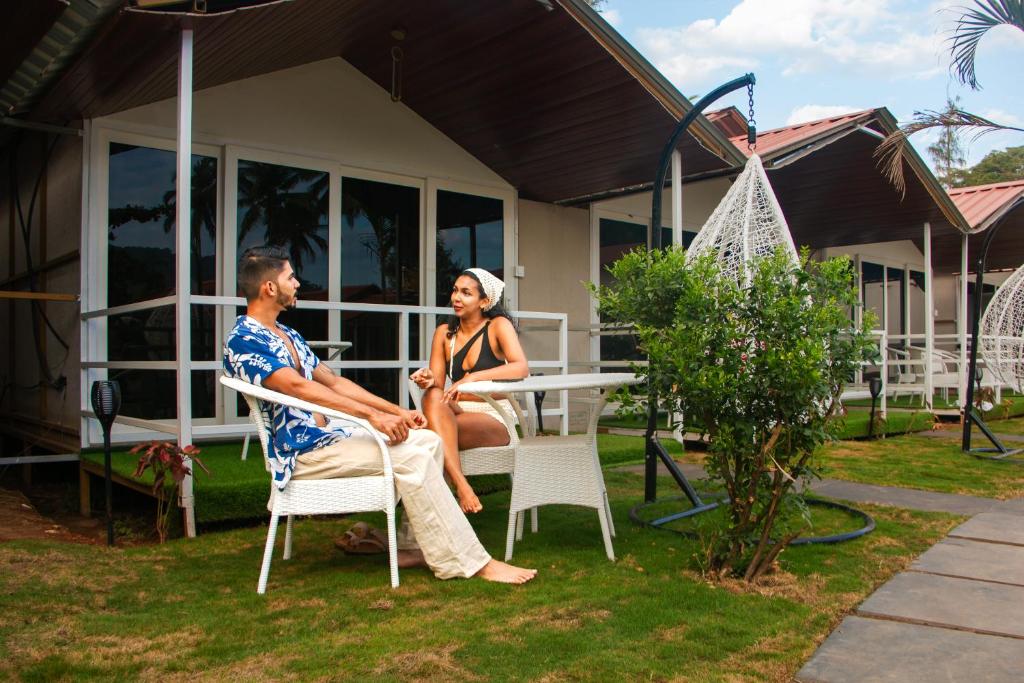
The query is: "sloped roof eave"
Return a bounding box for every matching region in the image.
[557,0,747,169]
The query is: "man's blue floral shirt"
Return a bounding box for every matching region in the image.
[223,315,351,490]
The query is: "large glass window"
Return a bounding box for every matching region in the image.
[236,159,329,344]
[435,190,503,306]
[861,261,885,332]
[598,218,647,367]
[341,177,420,400]
[887,266,905,338]
[106,143,217,419]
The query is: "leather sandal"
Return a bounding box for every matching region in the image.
[334,521,388,555]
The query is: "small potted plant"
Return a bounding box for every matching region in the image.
[130,441,208,543]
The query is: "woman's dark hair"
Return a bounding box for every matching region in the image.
[445,270,514,338]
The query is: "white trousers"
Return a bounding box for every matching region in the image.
[292,427,491,579]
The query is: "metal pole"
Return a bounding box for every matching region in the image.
[175,27,196,537]
[104,430,113,546]
[959,234,969,414]
[645,73,756,503]
[962,198,1024,452]
[924,222,934,410]
[671,150,682,246]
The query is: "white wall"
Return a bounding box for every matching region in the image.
[592,177,733,233]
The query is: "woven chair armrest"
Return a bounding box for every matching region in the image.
[219,375,395,476]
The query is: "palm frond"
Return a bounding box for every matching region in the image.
[874,108,1024,196]
[948,0,1024,89]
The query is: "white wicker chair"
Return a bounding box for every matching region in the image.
[407,377,538,536]
[220,375,400,593]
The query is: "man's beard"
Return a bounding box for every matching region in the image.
[277,291,298,310]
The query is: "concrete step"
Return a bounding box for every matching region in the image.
[796,616,1024,682]
[857,571,1024,638]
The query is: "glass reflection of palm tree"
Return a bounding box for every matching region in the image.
[343,191,403,303]
[160,157,219,361]
[237,163,328,271]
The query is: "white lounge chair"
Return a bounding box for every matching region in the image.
[221,375,400,593]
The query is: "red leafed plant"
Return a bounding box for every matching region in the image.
[130,441,209,543]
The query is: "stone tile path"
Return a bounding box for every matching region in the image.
[614,457,1024,681]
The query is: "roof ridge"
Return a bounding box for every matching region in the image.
[949,178,1024,194]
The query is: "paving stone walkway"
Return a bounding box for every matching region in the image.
[614,458,1024,680]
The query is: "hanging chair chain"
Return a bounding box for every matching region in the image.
[746,82,757,151]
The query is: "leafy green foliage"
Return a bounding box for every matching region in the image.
[591,247,876,580]
[956,145,1024,186]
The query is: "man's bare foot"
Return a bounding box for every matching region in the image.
[397,548,427,569]
[475,559,537,584]
[457,485,483,514]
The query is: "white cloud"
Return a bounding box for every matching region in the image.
[978,108,1023,128]
[786,104,863,125]
[634,0,948,89]
[601,8,622,27]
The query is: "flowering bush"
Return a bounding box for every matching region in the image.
[130,441,208,543]
[592,247,876,580]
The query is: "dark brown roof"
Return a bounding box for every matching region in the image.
[932,182,1024,272]
[706,107,748,138]
[18,0,742,204]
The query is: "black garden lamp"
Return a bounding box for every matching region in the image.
[868,376,883,439]
[90,380,121,546]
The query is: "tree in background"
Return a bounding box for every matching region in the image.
[957,145,1024,186]
[876,0,1024,194]
[927,96,967,188]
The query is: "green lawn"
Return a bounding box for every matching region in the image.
[816,435,1024,499]
[0,469,961,682]
[600,409,937,440]
[81,442,270,524]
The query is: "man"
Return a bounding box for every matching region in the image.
[223,245,536,584]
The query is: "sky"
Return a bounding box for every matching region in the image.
[597,0,1024,169]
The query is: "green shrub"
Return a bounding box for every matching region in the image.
[592,247,876,580]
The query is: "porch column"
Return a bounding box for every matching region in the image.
[175,27,196,537]
[924,222,934,410]
[854,254,863,384]
[671,150,682,246]
[959,233,969,414]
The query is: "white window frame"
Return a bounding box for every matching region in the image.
[426,178,517,312]
[89,125,224,435]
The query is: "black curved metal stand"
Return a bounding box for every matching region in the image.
[643,73,756,512]
[630,494,875,546]
[961,197,1024,461]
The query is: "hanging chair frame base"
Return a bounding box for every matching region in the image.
[964,408,1024,461]
[630,494,875,546]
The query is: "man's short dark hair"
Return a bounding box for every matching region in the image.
[238,245,291,301]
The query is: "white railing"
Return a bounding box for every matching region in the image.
[80,295,569,447]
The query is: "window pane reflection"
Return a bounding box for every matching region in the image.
[599,218,646,366]
[106,143,217,418]
[236,159,329,344]
[435,190,503,306]
[341,177,420,401]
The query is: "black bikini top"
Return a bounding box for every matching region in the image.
[448,321,505,382]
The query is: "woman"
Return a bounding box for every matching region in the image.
[410,268,528,513]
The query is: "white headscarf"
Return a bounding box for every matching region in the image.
[464,268,504,311]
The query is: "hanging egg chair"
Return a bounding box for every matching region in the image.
[686,153,799,282]
[980,263,1024,393]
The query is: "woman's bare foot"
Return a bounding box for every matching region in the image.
[456,484,483,514]
[397,548,427,569]
[475,559,537,584]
